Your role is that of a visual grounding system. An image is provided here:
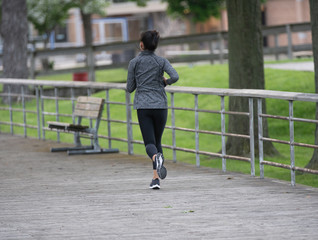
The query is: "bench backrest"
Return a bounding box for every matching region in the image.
[74,96,104,119]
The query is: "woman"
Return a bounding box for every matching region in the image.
[126,30,179,189]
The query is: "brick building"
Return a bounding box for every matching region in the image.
[265,0,311,46]
[45,0,312,48]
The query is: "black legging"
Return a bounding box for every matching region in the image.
[137,109,167,169]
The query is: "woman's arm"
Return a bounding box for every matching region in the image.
[126,59,137,93]
[163,59,179,85]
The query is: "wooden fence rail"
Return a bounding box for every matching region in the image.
[0,22,312,80]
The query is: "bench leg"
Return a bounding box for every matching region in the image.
[51,146,94,152]
[67,148,119,155]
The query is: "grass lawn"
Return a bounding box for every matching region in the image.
[1,61,317,188]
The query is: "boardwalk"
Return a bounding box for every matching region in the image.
[0,134,318,240]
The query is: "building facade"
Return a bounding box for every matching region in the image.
[36,0,312,49]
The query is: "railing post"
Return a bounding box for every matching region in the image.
[54,87,60,142]
[87,88,92,96]
[218,32,224,64]
[70,88,75,124]
[258,98,264,179]
[106,89,112,149]
[221,96,226,172]
[208,40,214,65]
[289,100,295,186]
[40,86,46,140]
[35,86,41,140]
[87,88,93,146]
[194,94,200,167]
[286,24,293,60]
[8,85,13,135]
[87,45,96,82]
[125,91,133,155]
[249,98,255,176]
[274,34,279,61]
[171,92,177,163]
[71,88,77,145]
[30,49,36,79]
[21,85,27,138]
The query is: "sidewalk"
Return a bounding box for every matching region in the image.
[265,61,314,71]
[0,134,318,239]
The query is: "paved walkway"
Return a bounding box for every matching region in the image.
[265,61,314,71]
[0,134,318,240]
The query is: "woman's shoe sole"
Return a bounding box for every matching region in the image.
[158,165,167,179]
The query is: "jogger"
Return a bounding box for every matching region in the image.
[126,30,179,189]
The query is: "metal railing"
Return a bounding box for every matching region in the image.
[0,79,318,186]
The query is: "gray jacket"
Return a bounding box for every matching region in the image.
[126,50,179,109]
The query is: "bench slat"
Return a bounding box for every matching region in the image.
[77,96,104,104]
[47,121,70,127]
[74,97,104,118]
[74,109,100,118]
[75,103,102,111]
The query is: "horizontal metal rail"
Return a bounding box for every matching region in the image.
[0,121,38,129]
[169,106,250,116]
[260,113,318,124]
[262,160,318,174]
[0,79,318,187]
[262,137,318,149]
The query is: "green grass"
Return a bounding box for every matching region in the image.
[1,62,318,188]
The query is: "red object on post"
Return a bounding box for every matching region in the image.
[73,72,88,81]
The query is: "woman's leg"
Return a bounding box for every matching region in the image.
[137,109,157,160]
[153,109,168,154]
[137,109,168,181]
[137,109,167,157]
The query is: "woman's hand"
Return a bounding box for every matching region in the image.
[163,76,168,86]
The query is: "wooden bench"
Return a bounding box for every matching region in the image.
[47,96,119,155]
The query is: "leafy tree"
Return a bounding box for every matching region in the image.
[306,0,318,170]
[1,0,29,103]
[133,0,222,34]
[71,0,110,81]
[163,0,223,23]
[27,0,73,48]
[27,0,74,71]
[164,0,223,35]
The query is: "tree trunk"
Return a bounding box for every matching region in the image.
[305,0,318,170]
[81,11,93,47]
[1,0,29,103]
[80,10,95,82]
[41,34,53,72]
[225,0,279,157]
[187,14,199,50]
